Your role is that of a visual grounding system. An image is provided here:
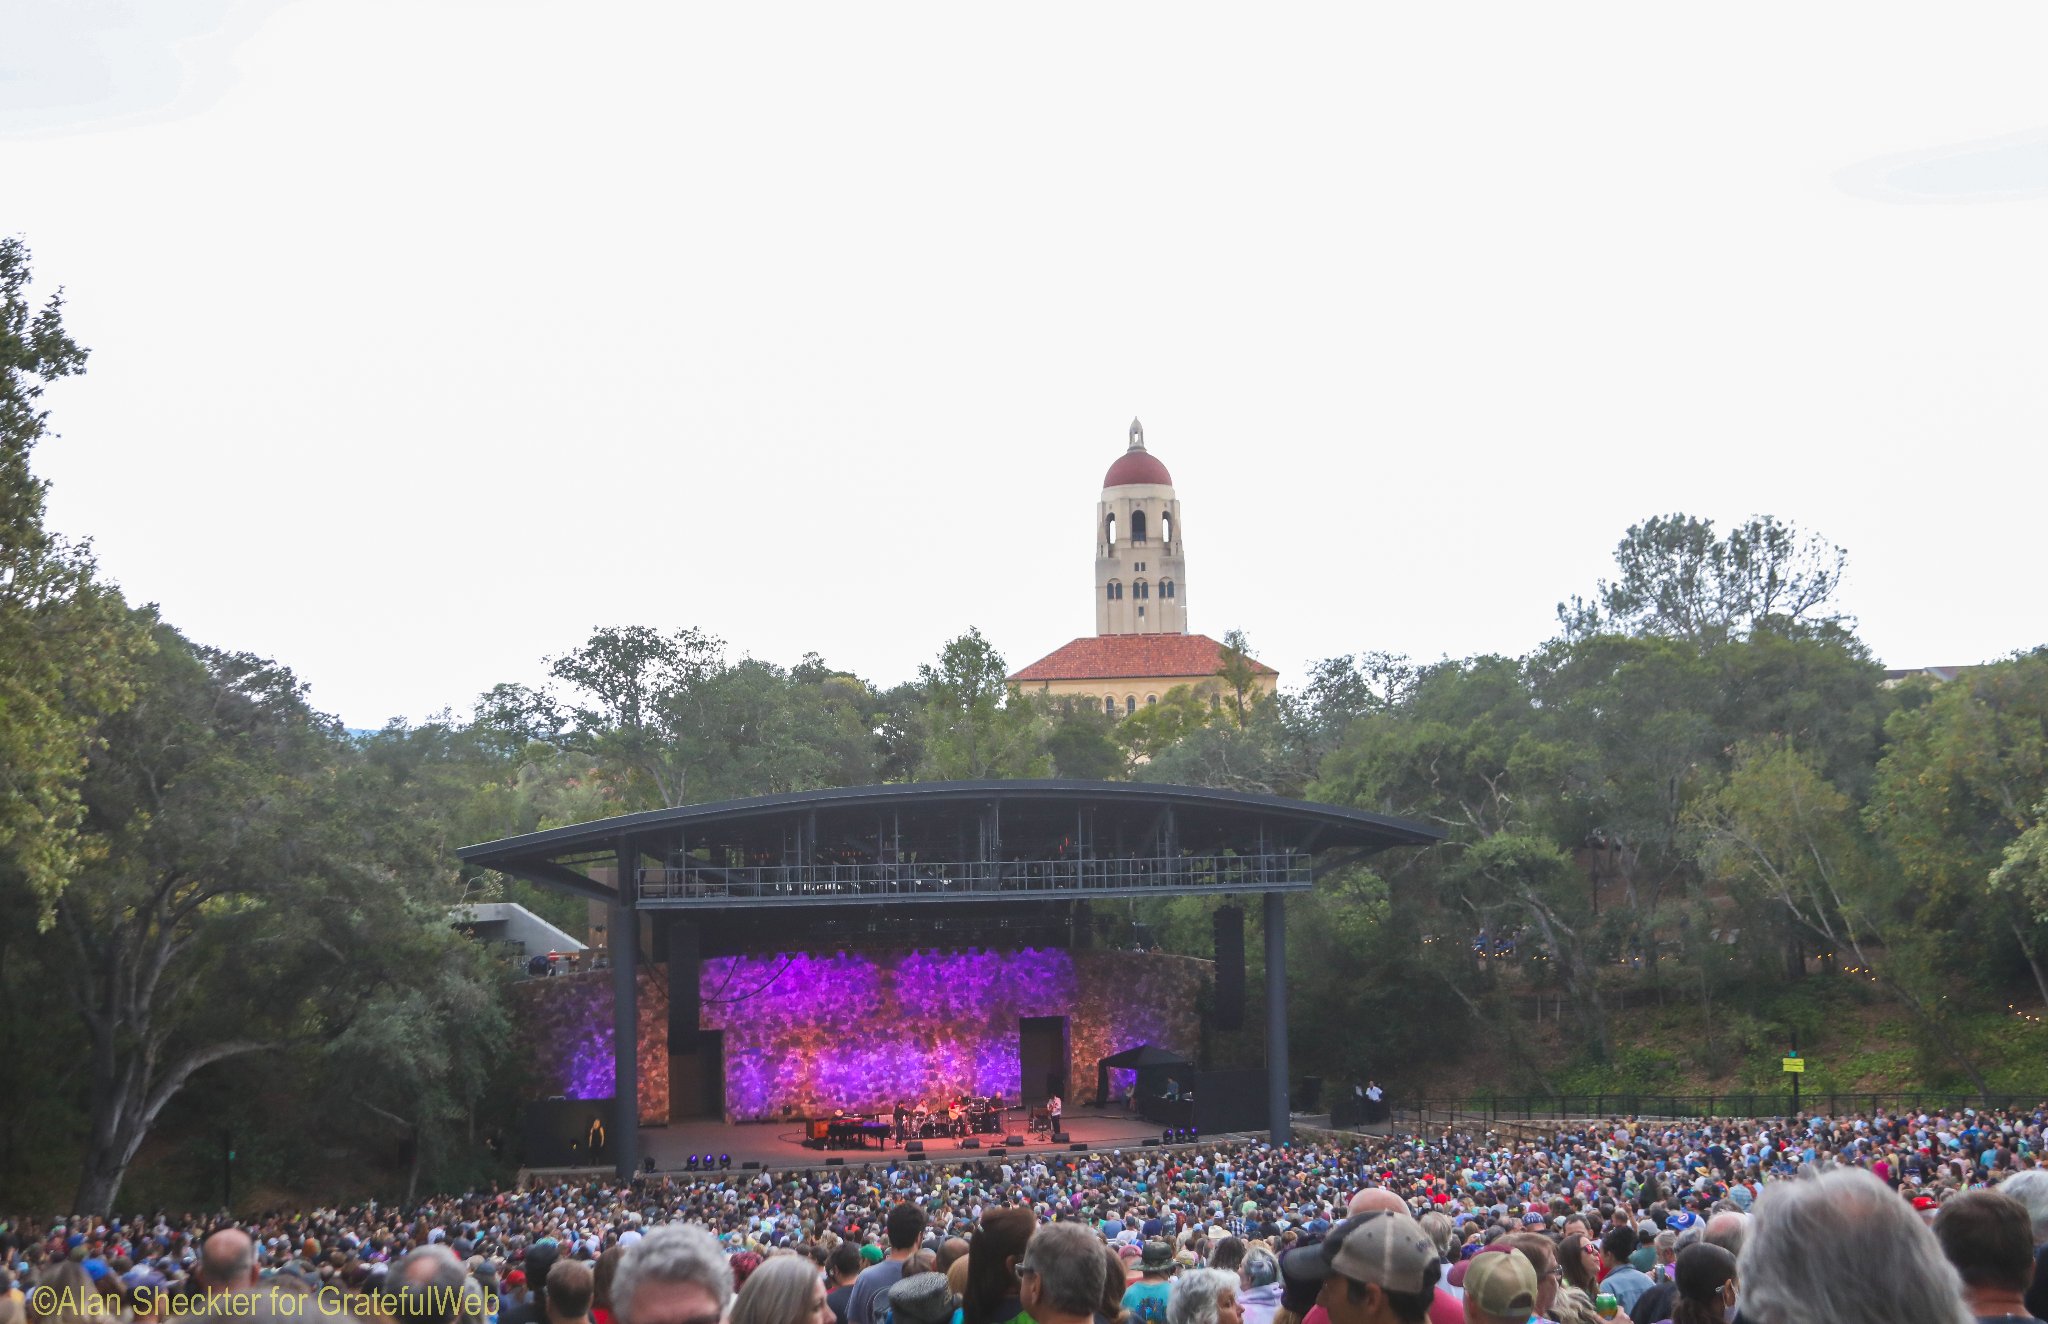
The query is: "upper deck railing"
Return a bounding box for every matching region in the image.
[634,850,1308,907]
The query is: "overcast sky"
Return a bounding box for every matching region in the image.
[9,1,2046,729]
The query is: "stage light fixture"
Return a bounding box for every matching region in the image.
[687,1155,699,1170]
[642,1157,656,1174]
[720,1154,731,1168]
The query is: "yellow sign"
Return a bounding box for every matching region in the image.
[1782,1057,1806,1073]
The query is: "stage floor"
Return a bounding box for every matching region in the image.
[640,1107,1174,1172]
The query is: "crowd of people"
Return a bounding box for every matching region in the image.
[7,1101,2048,1324]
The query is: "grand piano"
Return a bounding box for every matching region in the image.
[805,1117,893,1150]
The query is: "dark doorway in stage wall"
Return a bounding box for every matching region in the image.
[669,1030,726,1120]
[1020,1016,1068,1103]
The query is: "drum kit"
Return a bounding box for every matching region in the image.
[900,1095,1004,1139]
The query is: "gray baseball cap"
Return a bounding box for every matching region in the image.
[1280,1211,1438,1296]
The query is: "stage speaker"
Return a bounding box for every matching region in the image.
[1069,1143,1088,1152]
[1213,905,1245,1030]
[960,1138,980,1148]
[741,1161,762,1170]
[1143,1138,1161,1147]
[906,1141,924,1154]
[825,1157,845,1166]
[989,1147,1007,1158]
[1051,1132,1071,1144]
[1005,1134,1025,1146]
[908,1152,927,1161]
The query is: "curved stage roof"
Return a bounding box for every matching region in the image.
[459,780,1442,912]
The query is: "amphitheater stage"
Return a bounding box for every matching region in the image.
[640,1107,1178,1173]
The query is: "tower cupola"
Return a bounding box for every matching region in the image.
[1095,417,1186,636]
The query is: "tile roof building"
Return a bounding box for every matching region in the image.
[1008,419,1278,716]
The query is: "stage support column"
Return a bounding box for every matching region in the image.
[1264,891,1291,1145]
[612,842,641,1179]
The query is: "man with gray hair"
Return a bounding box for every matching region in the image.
[1020,1223,1108,1324]
[1738,1167,1971,1324]
[1701,1212,1748,1259]
[392,1245,474,1324]
[199,1229,259,1295]
[1995,1169,2048,1321]
[614,1225,734,1324]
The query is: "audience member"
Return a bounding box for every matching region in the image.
[614,1226,733,1324]
[1168,1270,1243,1324]
[1460,1250,1535,1324]
[1738,1167,1971,1324]
[1933,1191,2043,1324]
[1021,1226,1108,1324]
[848,1207,928,1324]
[731,1256,828,1324]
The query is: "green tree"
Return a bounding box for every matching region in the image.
[1867,653,2048,1010]
[1215,628,1264,729]
[50,626,492,1211]
[1558,513,1847,645]
[0,238,150,921]
[1116,684,1217,765]
[1315,656,1606,1052]
[1044,701,1124,780]
[916,628,1048,779]
[1692,737,1993,1094]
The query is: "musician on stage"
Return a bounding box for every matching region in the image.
[1047,1093,1063,1126]
[893,1101,908,1145]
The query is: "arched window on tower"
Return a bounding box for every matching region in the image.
[1104,512,1117,548]
[1104,696,1116,715]
[1125,695,1137,715]
[1134,580,1149,600]
[1130,510,1148,544]
[1162,510,1173,548]
[1106,580,1122,601]
[1162,579,1176,599]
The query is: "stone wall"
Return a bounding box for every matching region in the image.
[512,946,1204,1124]
[509,968,669,1125]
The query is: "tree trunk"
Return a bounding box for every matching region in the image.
[404,1127,423,1206]
[73,1150,128,1217]
[2011,920,2048,1013]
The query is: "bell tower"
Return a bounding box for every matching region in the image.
[1095,418,1187,636]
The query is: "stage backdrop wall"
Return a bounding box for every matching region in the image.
[513,948,1205,1123]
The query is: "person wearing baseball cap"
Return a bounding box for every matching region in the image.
[1281,1212,1440,1324]
[1459,1252,1535,1324]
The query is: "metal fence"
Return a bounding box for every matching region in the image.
[1395,1091,2048,1126]
[635,850,1309,905]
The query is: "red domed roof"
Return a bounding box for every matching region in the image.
[1104,448,1172,488]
